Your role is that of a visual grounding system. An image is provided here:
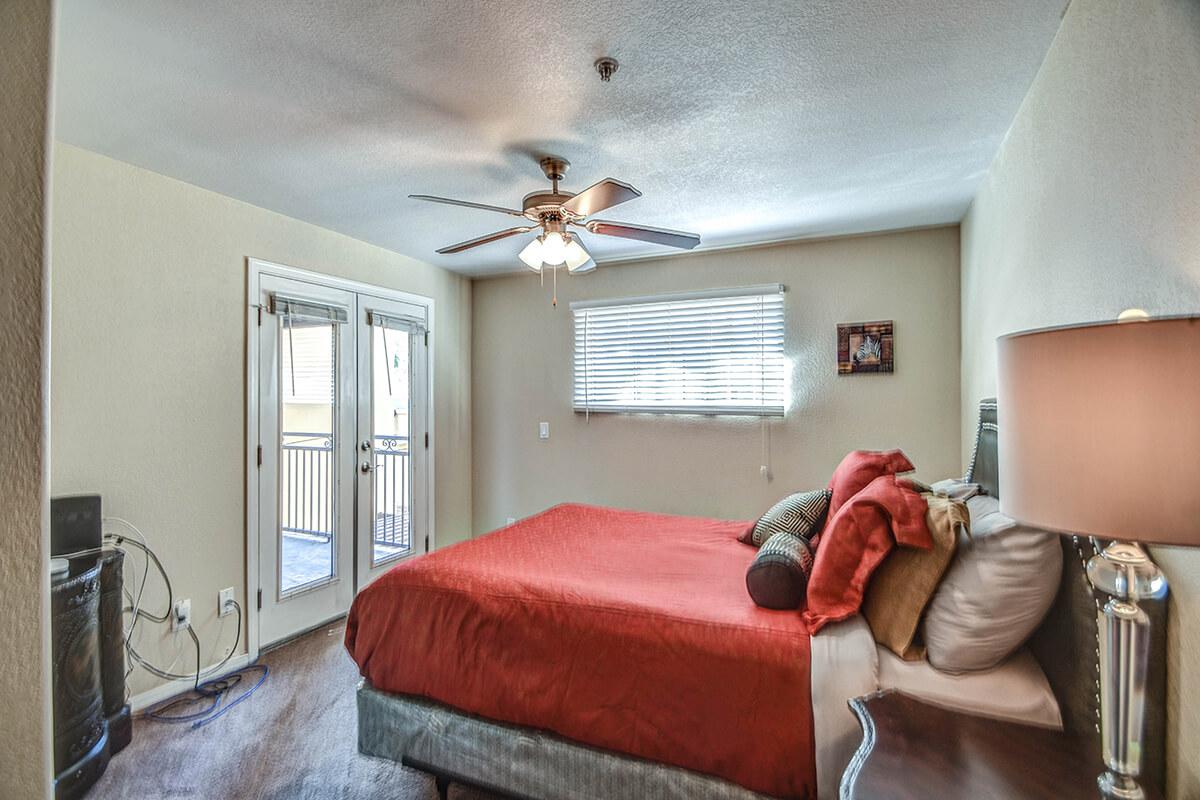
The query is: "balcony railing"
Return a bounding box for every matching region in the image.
[371,434,410,549]
[280,432,410,549]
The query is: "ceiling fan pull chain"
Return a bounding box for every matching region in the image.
[552,265,558,307]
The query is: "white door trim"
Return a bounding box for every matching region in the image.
[245,257,437,663]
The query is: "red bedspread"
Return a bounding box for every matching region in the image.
[346,503,816,799]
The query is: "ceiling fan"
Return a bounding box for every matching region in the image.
[411,157,700,274]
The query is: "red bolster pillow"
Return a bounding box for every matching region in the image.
[803,474,930,634]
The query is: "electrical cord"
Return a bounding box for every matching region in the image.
[124,601,243,685]
[142,664,269,729]
[105,527,242,680]
[98,519,261,722]
[106,532,172,623]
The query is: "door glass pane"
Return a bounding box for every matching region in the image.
[372,324,412,564]
[278,317,338,593]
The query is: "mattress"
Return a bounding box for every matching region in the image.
[346,503,819,799]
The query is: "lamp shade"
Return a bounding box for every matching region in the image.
[519,238,544,271]
[997,316,1200,546]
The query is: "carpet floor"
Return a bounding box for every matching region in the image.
[89,620,447,800]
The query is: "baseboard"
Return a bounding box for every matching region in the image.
[129,652,254,712]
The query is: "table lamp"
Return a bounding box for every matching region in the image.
[997,313,1200,800]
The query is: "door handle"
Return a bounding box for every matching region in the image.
[360,461,374,474]
[360,440,372,452]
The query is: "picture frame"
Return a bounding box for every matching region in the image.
[838,320,894,374]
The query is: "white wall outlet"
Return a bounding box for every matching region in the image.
[218,587,235,617]
[172,598,191,631]
[538,421,550,439]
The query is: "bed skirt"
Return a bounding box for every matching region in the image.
[357,681,776,800]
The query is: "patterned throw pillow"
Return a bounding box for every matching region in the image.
[746,531,814,610]
[739,489,832,547]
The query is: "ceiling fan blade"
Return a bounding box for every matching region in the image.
[435,226,535,254]
[584,220,700,250]
[410,194,527,218]
[560,178,641,217]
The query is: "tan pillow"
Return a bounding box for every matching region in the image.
[861,494,966,660]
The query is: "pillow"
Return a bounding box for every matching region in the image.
[921,494,1062,673]
[861,493,966,660]
[738,489,832,547]
[827,450,915,517]
[803,474,930,633]
[746,531,813,609]
[930,478,983,502]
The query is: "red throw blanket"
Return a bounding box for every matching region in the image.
[346,503,817,799]
[803,473,931,633]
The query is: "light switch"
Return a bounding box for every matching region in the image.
[539,421,550,439]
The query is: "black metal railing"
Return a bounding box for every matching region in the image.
[281,432,334,539]
[280,431,409,549]
[372,434,410,549]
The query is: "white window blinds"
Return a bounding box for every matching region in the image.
[571,285,786,416]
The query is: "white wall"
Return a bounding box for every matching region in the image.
[960,1,1200,796]
[49,144,473,697]
[473,227,961,533]
[0,1,54,796]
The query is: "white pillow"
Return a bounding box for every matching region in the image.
[921,494,1062,673]
[929,478,982,502]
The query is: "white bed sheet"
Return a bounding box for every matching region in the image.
[809,616,878,800]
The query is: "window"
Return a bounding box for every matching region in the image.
[572,285,786,416]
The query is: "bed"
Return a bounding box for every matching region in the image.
[345,400,1169,800]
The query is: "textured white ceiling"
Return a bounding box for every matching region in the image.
[54,0,1066,276]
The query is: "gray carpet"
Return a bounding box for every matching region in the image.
[90,621,443,800]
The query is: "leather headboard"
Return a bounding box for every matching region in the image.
[964,398,999,497]
[964,398,1167,795]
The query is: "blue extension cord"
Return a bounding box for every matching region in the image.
[143,664,270,729]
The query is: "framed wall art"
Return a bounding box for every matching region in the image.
[838,320,894,374]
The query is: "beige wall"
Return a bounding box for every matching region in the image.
[49,144,473,697]
[0,1,55,796]
[959,0,1200,796]
[472,227,962,533]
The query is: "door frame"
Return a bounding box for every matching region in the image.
[245,257,436,661]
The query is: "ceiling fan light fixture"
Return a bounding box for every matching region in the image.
[415,157,700,281]
[519,237,544,271]
[564,238,591,272]
[541,231,567,266]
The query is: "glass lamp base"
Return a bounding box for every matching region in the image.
[1087,541,1167,800]
[1099,770,1146,800]
[1086,541,1166,599]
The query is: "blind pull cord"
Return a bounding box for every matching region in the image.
[584,311,590,421]
[285,310,297,397]
[381,318,394,397]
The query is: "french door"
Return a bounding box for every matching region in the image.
[252,264,430,648]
